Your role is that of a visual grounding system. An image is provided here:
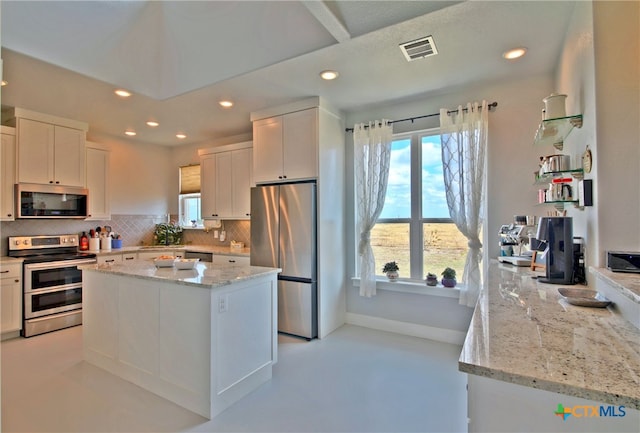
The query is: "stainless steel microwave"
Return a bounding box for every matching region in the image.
[606,251,640,273]
[16,183,89,219]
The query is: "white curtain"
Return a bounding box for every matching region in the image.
[354,120,393,297]
[439,101,488,307]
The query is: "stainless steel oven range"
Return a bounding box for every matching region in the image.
[8,234,97,337]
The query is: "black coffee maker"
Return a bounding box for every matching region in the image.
[533,217,575,284]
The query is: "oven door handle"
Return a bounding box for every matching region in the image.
[24,258,97,271]
[26,283,83,296]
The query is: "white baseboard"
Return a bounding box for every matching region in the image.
[345,312,466,346]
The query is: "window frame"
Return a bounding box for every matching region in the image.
[373,127,456,281]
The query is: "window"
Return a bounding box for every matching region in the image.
[179,165,202,227]
[179,193,201,227]
[369,129,468,280]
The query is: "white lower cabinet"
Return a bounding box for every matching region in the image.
[211,255,250,266]
[137,250,184,260]
[1,262,22,337]
[97,254,123,265]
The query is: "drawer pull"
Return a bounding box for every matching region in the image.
[0,270,9,274]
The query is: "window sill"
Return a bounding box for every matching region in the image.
[351,277,461,299]
[181,226,205,230]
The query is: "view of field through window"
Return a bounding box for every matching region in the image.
[371,222,468,280]
[366,131,471,281]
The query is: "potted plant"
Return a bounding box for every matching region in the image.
[382,261,399,281]
[425,272,438,286]
[441,267,457,287]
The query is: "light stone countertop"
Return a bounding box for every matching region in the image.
[0,256,24,265]
[91,244,250,257]
[81,260,279,289]
[590,266,640,304]
[459,260,640,409]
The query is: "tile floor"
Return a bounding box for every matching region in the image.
[1,325,467,432]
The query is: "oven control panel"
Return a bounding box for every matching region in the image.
[9,234,79,251]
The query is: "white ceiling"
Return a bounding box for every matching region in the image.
[1,1,576,147]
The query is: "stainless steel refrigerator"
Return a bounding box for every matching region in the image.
[250,182,317,340]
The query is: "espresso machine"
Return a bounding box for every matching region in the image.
[497,221,536,266]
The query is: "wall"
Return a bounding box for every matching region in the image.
[592,1,640,262]
[556,1,639,268]
[344,73,554,333]
[555,0,597,271]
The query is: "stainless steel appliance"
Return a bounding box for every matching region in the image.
[8,234,97,337]
[607,251,640,273]
[532,217,574,284]
[16,183,89,219]
[250,182,317,340]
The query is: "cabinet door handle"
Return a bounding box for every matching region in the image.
[7,214,12,217]
[278,176,283,179]
[0,270,9,274]
[125,257,134,260]
[229,260,236,263]
[105,259,115,263]
[283,175,287,179]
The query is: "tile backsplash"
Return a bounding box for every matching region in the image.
[0,215,251,256]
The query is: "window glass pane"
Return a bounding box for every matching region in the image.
[179,194,201,226]
[423,222,467,279]
[380,139,411,219]
[370,222,410,277]
[421,135,449,218]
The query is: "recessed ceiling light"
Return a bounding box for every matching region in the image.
[320,70,339,80]
[176,133,187,139]
[125,130,136,136]
[146,121,159,127]
[115,89,132,98]
[502,47,527,60]
[219,100,234,108]
[1,80,7,86]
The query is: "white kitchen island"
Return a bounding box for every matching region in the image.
[81,260,280,419]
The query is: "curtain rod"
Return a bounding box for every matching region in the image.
[345,101,498,132]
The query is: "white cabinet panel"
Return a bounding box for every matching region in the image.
[118,278,159,375]
[85,143,110,220]
[1,128,16,221]
[252,117,283,183]
[97,254,122,265]
[252,108,318,184]
[17,118,85,187]
[282,108,318,180]
[17,118,54,185]
[211,255,250,266]
[83,272,118,358]
[231,148,252,217]
[200,142,253,220]
[54,125,85,187]
[1,262,22,335]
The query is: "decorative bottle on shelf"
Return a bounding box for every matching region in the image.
[79,232,89,251]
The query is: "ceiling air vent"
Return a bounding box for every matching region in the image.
[399,35,438,62]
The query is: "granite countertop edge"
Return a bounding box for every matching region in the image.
[91,245,250,257]
[460,260,640,410]
[81,261,279,289]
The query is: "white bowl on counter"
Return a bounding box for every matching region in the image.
[175,258,199,270]
[154,256,177,268]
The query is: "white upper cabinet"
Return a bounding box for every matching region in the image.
[85,141,111,220]
[199,141,253,220]
[9,109,88,187]
[252,107,318,184]
[1,127,16,221]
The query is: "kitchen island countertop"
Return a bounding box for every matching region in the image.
[459,260,640,409]
[81,259,278,289]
